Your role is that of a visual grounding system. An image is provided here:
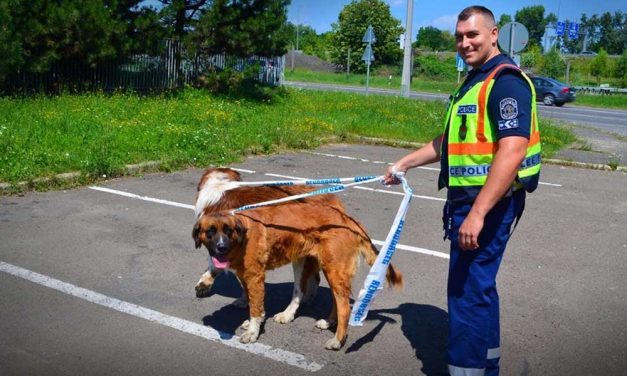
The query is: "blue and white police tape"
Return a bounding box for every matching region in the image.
[233,175,380,187]
[229,175,383,214]
[349,173,413,326]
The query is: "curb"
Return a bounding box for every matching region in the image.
[0,161,164,195]
[1,142,624,195]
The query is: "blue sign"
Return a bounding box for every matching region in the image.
[568,22,580,39]
[362,44,375,63]
[556,21,565,36]
[455,53,465,72]
[362,25,376,44]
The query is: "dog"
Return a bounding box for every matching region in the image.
[193,203,403,350]
[193,167,345,320]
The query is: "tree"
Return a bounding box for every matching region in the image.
[158,0,210,41]
[597,11,625,55]
[329,0,403,72]
[541,48,565,78]
[615,50,627,87]
[283,23,331,59]
[415,26,454,51]
[5,0,137,72]
[193,0,291,57]
[590,49,609,82]
[498,14,512,28]
[515,5,549,47]
[0,0,23,78]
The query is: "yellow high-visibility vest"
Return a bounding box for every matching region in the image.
[442,64,541,192]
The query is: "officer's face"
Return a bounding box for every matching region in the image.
[455,14,498,68]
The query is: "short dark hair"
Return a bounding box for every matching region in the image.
[458,5,496,28]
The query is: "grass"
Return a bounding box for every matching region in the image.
[0,88,576,189]
[284,68,458,94]
[572,93,627,109]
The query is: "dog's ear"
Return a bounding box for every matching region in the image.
[234,216,246,244]
[192,221,201,249]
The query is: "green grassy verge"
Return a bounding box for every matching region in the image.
[572,93,627,109]
[0,88,576,189]
[285,68,458,94]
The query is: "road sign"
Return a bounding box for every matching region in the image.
[556,21,565,36]
[455,53,465,72]
[362,44,375,63]
[568,22,580,39]
[362,25,376,44]
[498,22,529,55]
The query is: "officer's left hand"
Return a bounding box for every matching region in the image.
[458,212,484,251]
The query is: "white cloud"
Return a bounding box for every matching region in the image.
[431,14,457,32]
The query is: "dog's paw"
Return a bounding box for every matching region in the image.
[240,330,259,344]
[232,297,249,309]
[195,283,212,298]
[324,337,342,351]
[240,320,250,330]
[315,319,330,330]
[273,311,295,324]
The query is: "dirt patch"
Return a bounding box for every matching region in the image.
[285,50,338,72]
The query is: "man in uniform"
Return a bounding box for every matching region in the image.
[383,5,541,375]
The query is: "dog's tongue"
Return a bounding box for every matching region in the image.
[212,255,230,269]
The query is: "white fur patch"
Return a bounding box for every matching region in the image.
[194,172,240,218]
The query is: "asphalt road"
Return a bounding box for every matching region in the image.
[284,81,627,135]
[1,144,626,376]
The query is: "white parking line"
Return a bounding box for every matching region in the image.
[304,151,563,187]
[0,261,324,372]
[88,186,449,259]
[264,173,446,202]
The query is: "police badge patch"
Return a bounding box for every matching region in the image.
[499,98,518,120]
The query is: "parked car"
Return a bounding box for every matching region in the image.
[580,51,597,56]
[530,76,576,106]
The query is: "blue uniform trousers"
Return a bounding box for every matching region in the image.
[444,190,525,376]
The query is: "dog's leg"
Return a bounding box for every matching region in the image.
[240,273,265,344]
[315,301,337,331]
[232,275,249,309]
[274,260,306,324]
[301,256,320,303]
[319,268,351,350]
[195,261,224,297]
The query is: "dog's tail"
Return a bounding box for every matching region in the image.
[360,240,403,289]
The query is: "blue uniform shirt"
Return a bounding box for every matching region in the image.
[439,54,532,204]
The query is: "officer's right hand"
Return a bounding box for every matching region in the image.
[383,165,404,185]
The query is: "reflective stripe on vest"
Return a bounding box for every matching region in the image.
[443,64,541,191]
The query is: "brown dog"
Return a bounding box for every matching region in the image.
[193,168,345,323]
[193,203,403,350]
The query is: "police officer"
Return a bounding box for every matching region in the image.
[383,5,541,376]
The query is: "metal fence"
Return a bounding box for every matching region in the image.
[1,40,285,94]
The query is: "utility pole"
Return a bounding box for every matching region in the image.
[400,0,413,97]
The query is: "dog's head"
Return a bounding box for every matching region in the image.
[192,213,246,269]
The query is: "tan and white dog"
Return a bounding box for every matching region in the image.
[193,167,345,323]
[193,204,403,349]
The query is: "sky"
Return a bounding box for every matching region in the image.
[287,0,627,37]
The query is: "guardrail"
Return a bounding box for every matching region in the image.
[573,86,627,95]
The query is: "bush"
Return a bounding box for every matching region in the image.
[414,53,456,80]
[198,64,283,101]
[540,49,566,78]
[615,51,627,87]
